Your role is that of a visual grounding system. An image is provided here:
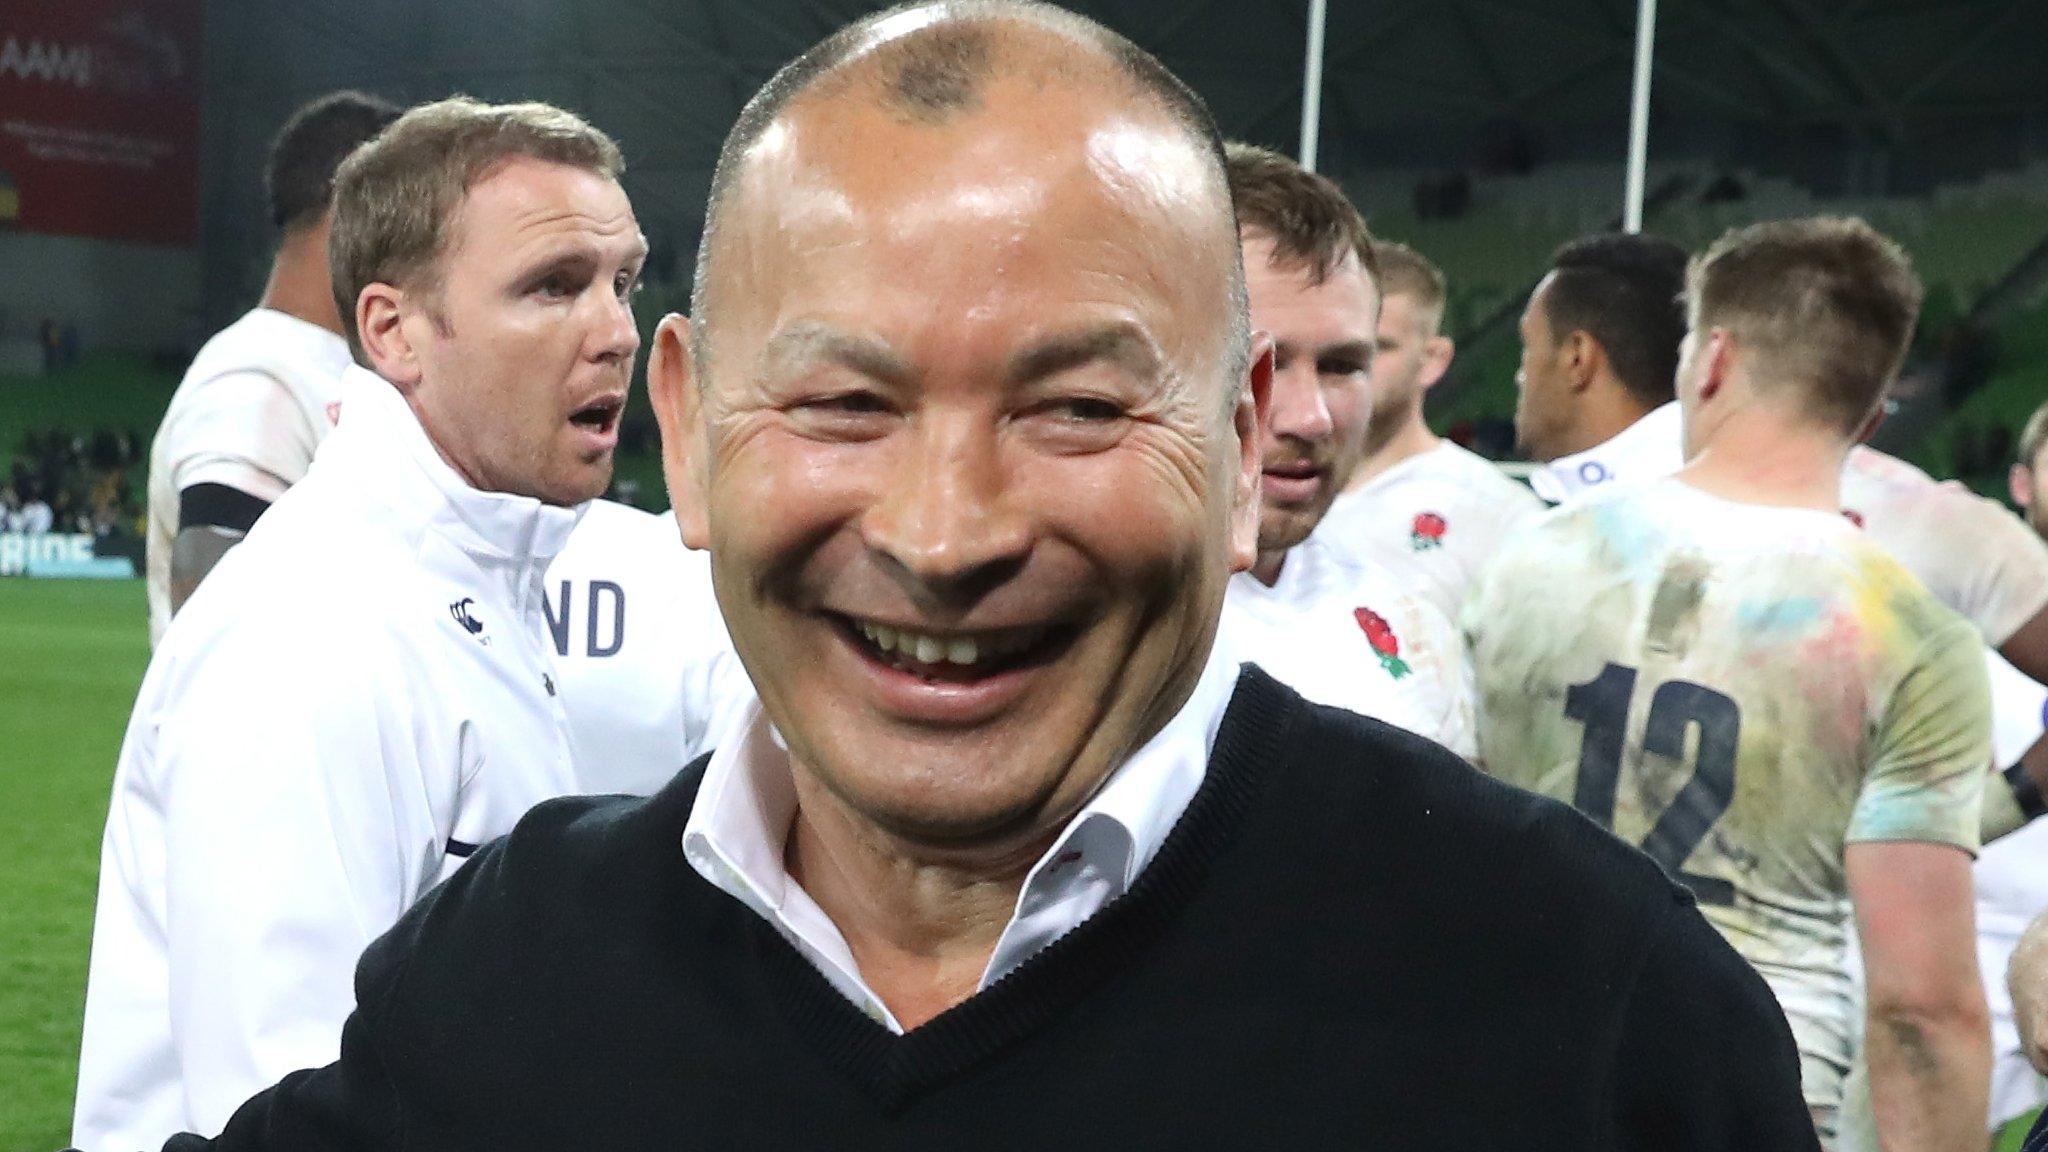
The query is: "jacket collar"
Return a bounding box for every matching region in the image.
[326,365,586,568]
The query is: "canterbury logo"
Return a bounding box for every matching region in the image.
[449,598,483,635]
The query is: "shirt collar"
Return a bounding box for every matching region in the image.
[682,621,1248,1026]
[327,365,585,567]
[1530,401,1684,504]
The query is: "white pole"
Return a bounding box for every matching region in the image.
[1299,0,1328,172]
[1623,0,1658,232]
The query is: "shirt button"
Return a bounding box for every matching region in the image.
[543,673,557,696]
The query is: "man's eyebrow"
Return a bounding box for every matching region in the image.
[1270,337,1375,362]
[759,323,916,385]
[1006,323,1164,386]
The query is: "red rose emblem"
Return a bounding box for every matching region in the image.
[1410,511,1447,552]
[1353,607,1412,679]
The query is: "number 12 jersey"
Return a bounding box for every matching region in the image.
[1464,477,1989,1101]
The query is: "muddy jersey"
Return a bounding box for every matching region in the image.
[1318,441,1545,622]
[1466,478,1989,1109]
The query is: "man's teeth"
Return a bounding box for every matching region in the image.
[855,621,1045,666]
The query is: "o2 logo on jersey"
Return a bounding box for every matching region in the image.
[544,580,625,659]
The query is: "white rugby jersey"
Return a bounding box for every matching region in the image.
[1528,400,1683,505]
[1530,403,2048,649]
[543,500,754,795]
[1319,440,1545,621]
[146,309,354,644]
[76,367,584,1152]
[1841,445,2048,647]
[1225,535,1476,759]
[1466,478,1989,1115]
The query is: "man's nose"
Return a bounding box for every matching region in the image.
[588,290,641,365]
[861,417,1033,608]
[1265,358,1333,443]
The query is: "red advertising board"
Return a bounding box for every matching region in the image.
[0,1,201,246]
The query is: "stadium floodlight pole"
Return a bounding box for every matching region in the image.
[1298,0,1328,172]
[1623,0,1659,233]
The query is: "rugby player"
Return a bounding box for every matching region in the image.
[1320,240,1543,621]
[1220,143,1473,757]
[1470,217,1992,1148]
[145,91,400,644]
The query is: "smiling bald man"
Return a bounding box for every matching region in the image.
[164,5,1813,1149]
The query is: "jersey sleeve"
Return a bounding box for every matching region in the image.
[1847,616,1992,853]
[1390,592,1477,760]
[162,370,321,504]
[149,627,450,1133]
[1940,489,2048,647]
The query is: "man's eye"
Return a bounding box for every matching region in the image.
[1320,359,1368,378]
[1046,397,1126,422]
[615,272,641,300]
[534,274,580,299]
[812,392,891,415]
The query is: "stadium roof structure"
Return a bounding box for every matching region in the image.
[198,0,2048,321]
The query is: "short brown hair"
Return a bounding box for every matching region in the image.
[1223,141,1377,288]
[1686,217,1922,431]
[1371,239,1445,323]
[329,97,625,361]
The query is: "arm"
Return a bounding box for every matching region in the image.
[1846,841,1990,1152]
[169,484,273,613]
[161,892,423,1152]
[2000,606,2048,687]
[153,633,443,1133]
[1610,899,1820,1151]
[160,369,312,615]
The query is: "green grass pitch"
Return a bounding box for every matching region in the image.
[1,580,148,1152]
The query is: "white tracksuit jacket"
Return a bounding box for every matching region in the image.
[74,366,583,1151]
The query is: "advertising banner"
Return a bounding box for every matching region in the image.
[0,532,137,578]
[0,1,202,246]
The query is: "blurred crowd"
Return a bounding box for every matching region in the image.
[3,427,146,539]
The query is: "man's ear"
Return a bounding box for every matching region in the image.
[357,284,421,387]
[1418,334,1455,390]
[648,313,711,550]
[1695,328,1733,405]
[1564,331,1602,393]
[1228,332,1275,574]
[2013,464,2035,512]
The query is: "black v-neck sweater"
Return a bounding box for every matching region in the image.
[178,669,1818,1151]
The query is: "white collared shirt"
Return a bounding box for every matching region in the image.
[681,625,1246,1033]
[1528,400,1685,505]
[77,366,584,1151]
